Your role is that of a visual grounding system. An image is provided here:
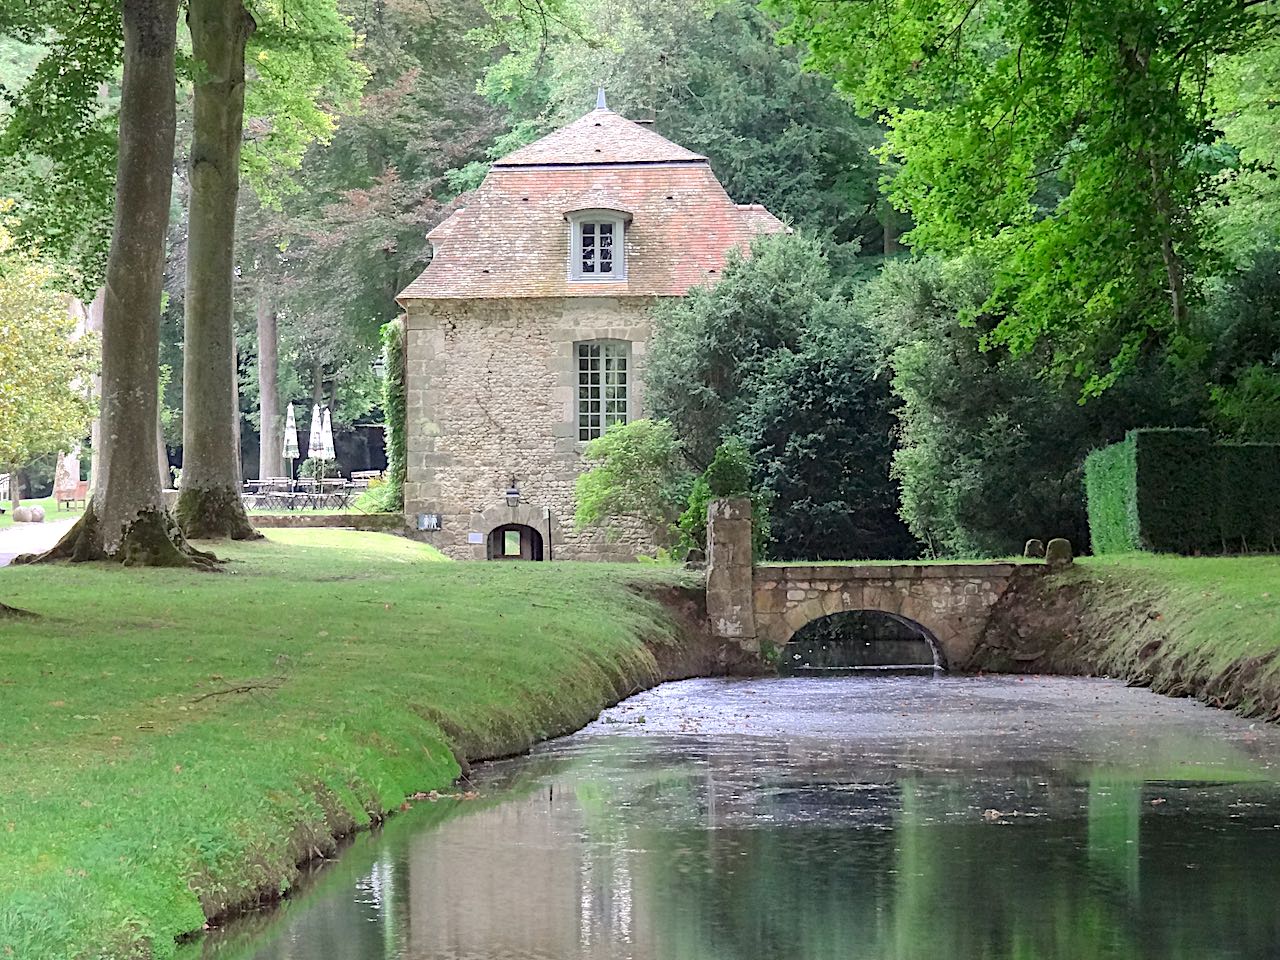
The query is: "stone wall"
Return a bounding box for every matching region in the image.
[753,564,1028,667]
[401,296,662,560]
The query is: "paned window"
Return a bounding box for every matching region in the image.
[579,221,615,275]
[577,341,629,441]
[569,212,626,280]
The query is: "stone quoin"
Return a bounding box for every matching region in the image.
[394,91,784,560]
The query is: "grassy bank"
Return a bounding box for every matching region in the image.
[972,554,1280,716]
[0,530,693,959]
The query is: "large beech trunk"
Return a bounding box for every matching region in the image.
[175,0,259,540]
[29,0,214,567]
[85,288,105,487]
[256,291,284,480]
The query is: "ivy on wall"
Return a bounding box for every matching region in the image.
[380,318,407,511]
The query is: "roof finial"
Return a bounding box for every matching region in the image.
[596,87,608,110]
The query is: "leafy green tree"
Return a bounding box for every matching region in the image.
[743,320,914,560]
[476,0,892,250]
[648,232,913,559]
[775,0,1280,392]
[676,437,769,556]
[0,203,96,496]
[237,1,498,478]
[1204,246,1280,441]
[871,256,1203,556]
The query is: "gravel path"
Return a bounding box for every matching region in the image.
[0,518,75,567]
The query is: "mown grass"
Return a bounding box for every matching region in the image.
[1076,553,1280,680]
[0,530,689,959]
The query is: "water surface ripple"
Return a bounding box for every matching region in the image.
[199,676,1280,960]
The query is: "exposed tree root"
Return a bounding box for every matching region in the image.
[0,602,34,618]
[177,485,261,541]
[16,502,221,570]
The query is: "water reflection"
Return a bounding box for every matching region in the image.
[196,677,1280,960]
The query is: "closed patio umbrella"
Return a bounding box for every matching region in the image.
[307,403,324,476]
[318,408,337,478]
[282,403,300,481]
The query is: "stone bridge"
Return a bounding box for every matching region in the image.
[705,499,1040,668]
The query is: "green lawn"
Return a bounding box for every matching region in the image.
[0,495,83,528]
[1076,552,1280,680]
[0,530,689,959]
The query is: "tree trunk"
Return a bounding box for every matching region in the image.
[29,0,215,568]
[1148,151,1189,334]
[256,290,284,480]
[156,400,169,487]
[883,217,900,256]
[86,288,105,488]
[176,0,259,541]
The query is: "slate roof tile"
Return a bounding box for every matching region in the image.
[397,107,783,302]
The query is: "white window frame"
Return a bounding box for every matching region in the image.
[568,210,627,281]
[576,340,631,441]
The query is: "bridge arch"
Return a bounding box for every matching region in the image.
[749,564,1020,668]
[779,608,945,671]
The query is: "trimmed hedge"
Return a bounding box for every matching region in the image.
[1084,435,1139,553]
[1085,428,1280,554]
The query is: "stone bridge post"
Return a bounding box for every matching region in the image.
[706,497,757,649]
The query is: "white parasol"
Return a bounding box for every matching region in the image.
[307,404,324,465]
[319,408,337,464]
[282,403,300,480]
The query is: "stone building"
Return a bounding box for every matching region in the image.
[395,93,783,560]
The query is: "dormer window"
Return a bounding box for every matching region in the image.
[580,221,615,275]
[567,207,630,281]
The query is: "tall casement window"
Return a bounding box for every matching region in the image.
[577,341,629,440]
[568,209,629,281]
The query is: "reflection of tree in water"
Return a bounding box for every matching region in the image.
[781,611,938,673]
[625,775,1280,960]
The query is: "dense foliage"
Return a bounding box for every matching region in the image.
[776,0,1280,393]
[648,232,915,560]
[575,419,687,540]
[870,256,1203,556]
[0,204,96,472]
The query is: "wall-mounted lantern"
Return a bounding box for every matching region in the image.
[505,476,521,508]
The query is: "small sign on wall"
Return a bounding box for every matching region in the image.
[467,531,484,545]
[417,513,442,531]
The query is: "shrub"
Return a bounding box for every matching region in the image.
[677,439,769,556]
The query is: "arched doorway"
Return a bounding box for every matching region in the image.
[780,610,943,675]
[487,524,544,561]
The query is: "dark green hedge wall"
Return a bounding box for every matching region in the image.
[1086,428,1280,554]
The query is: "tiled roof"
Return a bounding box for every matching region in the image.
[397,108,784,302]
[494,107,705,167]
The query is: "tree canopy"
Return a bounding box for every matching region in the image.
[0,202,96,471]
[776,0,1280,392]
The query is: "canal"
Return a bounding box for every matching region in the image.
[197,676,1280,960]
